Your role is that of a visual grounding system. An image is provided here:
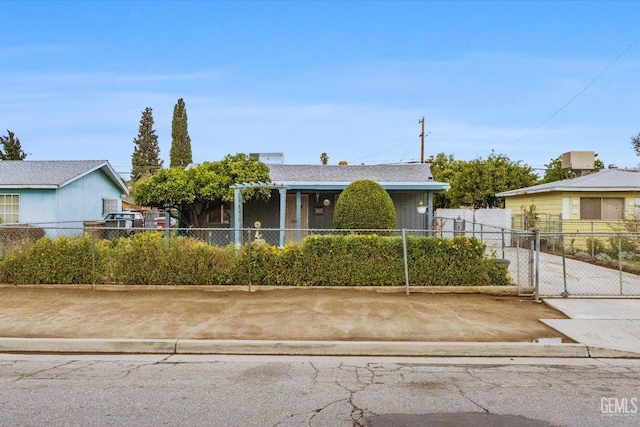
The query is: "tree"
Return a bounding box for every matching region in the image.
[428,151,538,209]
[632,132,640,157]
[134,153,271,227]
[426,153,461,208]
[169,98,193,168]
[131,107,163,182]
[542,153,605,183]
[0,130,27,160]
[333,179,396,230]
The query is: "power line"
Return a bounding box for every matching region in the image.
[514,35,640,143]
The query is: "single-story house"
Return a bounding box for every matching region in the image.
[232,163,450,246]
[0,160,129,235]
[496,167,640,246]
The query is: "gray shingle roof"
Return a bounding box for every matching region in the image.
[496,168,640,197]
[0,160,128,193]
[267,163,449,190]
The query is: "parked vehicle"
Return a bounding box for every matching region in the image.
[154,216,177,229]
[104,212,145,236]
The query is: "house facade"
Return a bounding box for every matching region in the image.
[0,160,129,235]
[232,163,450,246]
[496,168,640,247]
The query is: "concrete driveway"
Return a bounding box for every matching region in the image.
[542,299,640,354]
[503,247,640,296]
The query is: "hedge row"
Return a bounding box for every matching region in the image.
[0,232,510,286]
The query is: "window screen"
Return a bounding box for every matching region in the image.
[102,198,118,216]
[580,197,624,220]
[580,198,601,220]
[0,194,19,223]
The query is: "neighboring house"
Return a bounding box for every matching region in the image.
[232,163,450,246]
[0,160,129,235]
[496,168,640,247]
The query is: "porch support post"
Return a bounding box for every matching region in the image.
[296,191,302,241]
[427,191,434,237]
[279,187,287,247]
[233,187,243,246]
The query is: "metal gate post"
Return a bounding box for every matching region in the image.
[619,236,623,296]
[534,229,540,302]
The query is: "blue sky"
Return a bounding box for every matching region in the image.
[2,1,639,177]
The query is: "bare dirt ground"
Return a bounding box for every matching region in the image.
[0,287,570,342]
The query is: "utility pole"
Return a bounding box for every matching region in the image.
[419,116,425,163]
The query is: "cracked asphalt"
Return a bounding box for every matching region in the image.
[1,354,639,427]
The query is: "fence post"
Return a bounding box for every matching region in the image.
[402,229,410,295]
[560,234,569,298]
[247,228,252,292]
[618,236,623,296]
[534,229,540,302]
[91,227,96,285]
[591,222,594,257]
[501,228,505,259]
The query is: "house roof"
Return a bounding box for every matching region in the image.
[496,168,640,197]
[0,160,129,194]
[267,163,450,191]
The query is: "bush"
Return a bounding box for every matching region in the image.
[333,180,396,230]
[109,232,235,285]
[606,236,636,259]
[0,235,108,284]
[232,234,508,286]
[0,233,510,287]
[585,237,606,256]
[0,225,45,257]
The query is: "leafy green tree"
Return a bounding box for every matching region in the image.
[0,130,27,160]
[169,98,193,168]
[542,153,605,183]
[428,151,537,208]
[426,153,461,208]
[134,153,271,227]
[333,180,396,230]
[131,107,163,182]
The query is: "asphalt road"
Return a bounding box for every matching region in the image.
[1,354,639,427]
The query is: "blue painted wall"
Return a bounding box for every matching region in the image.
[1,168,123,235]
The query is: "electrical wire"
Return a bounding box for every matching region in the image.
[514,35,640,143]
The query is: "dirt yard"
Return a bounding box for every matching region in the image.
[0,287,569,342]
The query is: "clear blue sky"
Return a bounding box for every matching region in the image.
[2,1,639,177]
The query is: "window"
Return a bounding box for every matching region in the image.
[102,198,118,216]
[0,194,19,224]
[580,197,624,220]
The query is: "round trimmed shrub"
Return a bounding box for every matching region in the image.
[333,179,396,230]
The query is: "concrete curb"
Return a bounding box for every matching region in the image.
[1,338,636,358]
[0,284,518,295]
[0,338,177,354]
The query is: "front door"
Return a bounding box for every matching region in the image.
[285,194,309,243]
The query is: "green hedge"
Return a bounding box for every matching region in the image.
[0,232,509,286]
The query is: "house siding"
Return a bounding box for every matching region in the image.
[1,168,123,236]
[505,190,640,249]
[241,189,428,234]
[0,189,57,224]
[56,169,123,226]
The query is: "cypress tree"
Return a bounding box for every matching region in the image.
[0,130,27,160]
[169,98,193,168]
[131,107,163,182]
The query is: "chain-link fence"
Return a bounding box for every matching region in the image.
[2,223,640,296]
[533,231,640,297]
